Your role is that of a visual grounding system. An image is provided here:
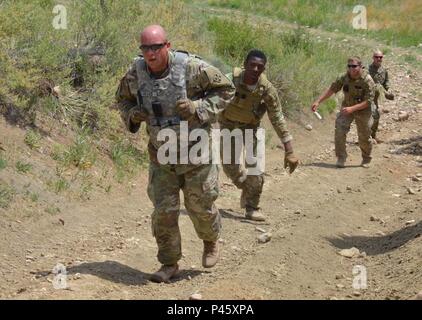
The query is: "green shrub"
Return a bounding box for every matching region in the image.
[111,139,148,180]
[0,183,15,208]
[16,161,32,173]
[0,157,7,170]
[24,129,42,149]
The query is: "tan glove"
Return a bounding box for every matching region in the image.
[384,91,395,100]
[175,99,198,121]
[284,151,299,174]
[128,107,148,124]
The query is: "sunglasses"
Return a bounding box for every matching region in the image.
[139,42,167,52]
[374,56,383,59]
[347,64,360,68]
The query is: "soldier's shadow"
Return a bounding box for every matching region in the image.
[326,220,421,256]
[219,209,247,221]
[36,260,203,286]
[303,162,362,169]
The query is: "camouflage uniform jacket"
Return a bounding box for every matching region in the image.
[221,68,292,144]
[115,50,235,173]
[368,63,390,91]
[329,69,375,109]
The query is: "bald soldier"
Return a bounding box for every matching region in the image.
[311,56,376,168]
[116,25,235,282]
[220,49,299,221]
[368,49,395,143]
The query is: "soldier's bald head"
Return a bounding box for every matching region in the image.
[373,49,383,56]
[141,25,167,45]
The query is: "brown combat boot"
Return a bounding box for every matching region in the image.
[150,264,179,283]
[202,240,220,268]
[245,207,266,221]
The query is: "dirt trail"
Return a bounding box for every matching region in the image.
[0,9,421,300]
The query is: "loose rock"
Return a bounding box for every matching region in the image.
[257,232,272,243]
[305,124,313,131]
[338,247,360,258]
[190,293,202,300]
[406,187,416,195]
[398,111,409,121]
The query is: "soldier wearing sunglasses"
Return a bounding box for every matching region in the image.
[311,57,375,168]
[368,49,394,144]
[116,25,235,283]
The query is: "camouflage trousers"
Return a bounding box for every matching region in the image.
[335,108,373,161]
[371,97,381,138]
[147,162,221,266]
[220,121,264,209]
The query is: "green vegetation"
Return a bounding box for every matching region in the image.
[45,206,61,215]
[0,157,7,170]
[48,177,70,194]
[0,182,15,208]
[24,129,42,150]
[24,190,39,202]
[111,139,149,181]
[1,0,420,198]
[207,0,422,47]
[15,161,32,173]
[207,18,354,113]
[53,131,97,169]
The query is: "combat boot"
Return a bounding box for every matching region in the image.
[202,240,219,268]
[150,264,179,283]
[361,158,371,168]
[245,207,266,221]
[336,157,346,168]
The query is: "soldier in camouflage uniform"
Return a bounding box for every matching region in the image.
[368,49,394,143]
[115,25,235,283]
[311,56,376,168]
[220,49,299,221]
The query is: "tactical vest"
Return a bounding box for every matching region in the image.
[369,65,386,85]
[135,51,188,149]
[223,68,268,125]
[368,64,386,103]
[341,71,371,108]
